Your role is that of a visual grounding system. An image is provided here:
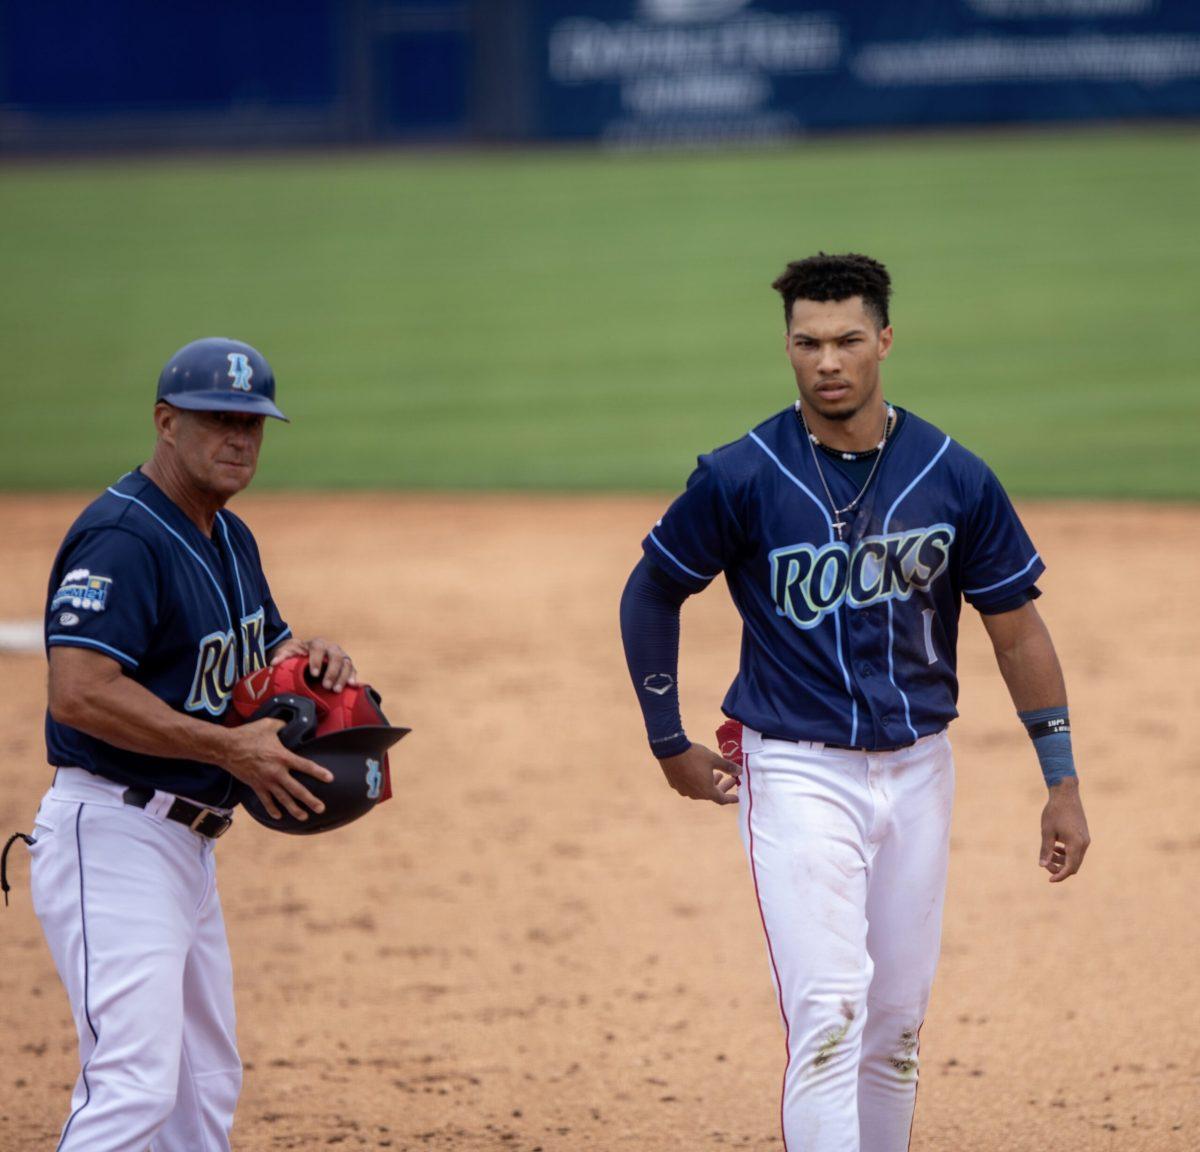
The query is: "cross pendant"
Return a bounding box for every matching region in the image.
[832,518,847,539]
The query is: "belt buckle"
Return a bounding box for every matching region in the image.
[190,809,232,839]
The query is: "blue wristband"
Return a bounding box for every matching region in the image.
[1018,706,1077,787]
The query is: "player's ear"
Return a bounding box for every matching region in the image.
[877,325,894,361]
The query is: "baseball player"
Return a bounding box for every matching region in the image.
[619,254,1090,1151]
[23,338,356,1150]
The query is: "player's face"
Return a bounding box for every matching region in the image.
[170,409,265,499]
[785,297,893,423]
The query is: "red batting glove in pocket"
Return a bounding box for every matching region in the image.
[715,719,745,769]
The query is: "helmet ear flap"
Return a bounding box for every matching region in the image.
[248,693,319,748]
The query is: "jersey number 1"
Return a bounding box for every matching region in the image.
[921,608,938,666]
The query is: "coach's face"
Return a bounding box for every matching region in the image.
[157,405,265,501]
[786,296,893,423]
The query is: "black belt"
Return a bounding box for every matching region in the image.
[122,787,232,840]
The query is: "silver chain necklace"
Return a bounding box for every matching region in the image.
[797,400,896,540]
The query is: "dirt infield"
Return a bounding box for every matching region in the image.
[1,494,1197,1151]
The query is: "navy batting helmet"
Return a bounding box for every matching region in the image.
[156,337,288,421]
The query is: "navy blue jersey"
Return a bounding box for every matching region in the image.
[643,406,1043,750]
[44,469,291,805]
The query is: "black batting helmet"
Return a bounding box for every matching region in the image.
[239,692,409,835]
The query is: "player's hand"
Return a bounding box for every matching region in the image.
[221,718,335,822]
[270,637,357,691]
[657,743,741,805]
[1038,776,1090,883]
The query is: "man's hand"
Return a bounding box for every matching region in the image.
[220,718,335,822]
[270,637,357,691]
[1039,777,1090,883]
[658,743,742,805]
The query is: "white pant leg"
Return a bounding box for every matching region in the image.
[153,874,242,1152]
[858,733,956,1152]
[29,787,208,1152]
[739,731,875,1152]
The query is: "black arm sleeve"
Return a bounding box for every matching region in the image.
[619,556,695,758]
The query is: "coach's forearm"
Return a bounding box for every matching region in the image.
[981,602,1066,711]
[49,649,236,767]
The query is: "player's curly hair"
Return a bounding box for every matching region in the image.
[771,253,892,330]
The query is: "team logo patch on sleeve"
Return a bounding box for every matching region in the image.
[51,569,113,613]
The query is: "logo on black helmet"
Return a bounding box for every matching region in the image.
[365,758,383,800]
[227,352,253,392]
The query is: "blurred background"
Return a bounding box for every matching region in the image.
[1,0,1197,497]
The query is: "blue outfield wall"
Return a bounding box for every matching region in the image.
[1,0,1199,147]
[0,0,472,147]
[1,1,342,111]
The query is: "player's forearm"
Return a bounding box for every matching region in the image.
[620,558,692,758]
[981,603,1079,789]
[993,637,1066,711]
[983,603,1066,711]
[50,662,235,767]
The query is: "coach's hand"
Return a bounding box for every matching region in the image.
[270,637,357,692]
[1039,777,1090,883]
[221,719,335,822]
[658,744,741,805]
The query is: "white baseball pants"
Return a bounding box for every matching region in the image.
[29,768,241,1152]
[737,727,955,1152]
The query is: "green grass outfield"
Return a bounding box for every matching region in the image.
[1,128,1197,498]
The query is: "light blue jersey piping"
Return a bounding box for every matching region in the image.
[649,531,716,583]
[215,513,247,618]
[964,552,1042,597]
[749,431,858,745]
[47,635,139,668]
[882,436,952,741]
[105,486,233,630]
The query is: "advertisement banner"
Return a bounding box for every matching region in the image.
[537,0,1200,143]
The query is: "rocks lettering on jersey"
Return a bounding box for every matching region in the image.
[186,629,239,716]
[770,524,956,630]
[185,607,269,716]
[238,607,267,677]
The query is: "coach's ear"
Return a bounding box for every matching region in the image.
[877,325,894,361]
[153,401,179,444]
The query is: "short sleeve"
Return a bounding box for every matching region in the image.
[643,454,744,593]
[960,466,1045,613]
[46,529,159,670]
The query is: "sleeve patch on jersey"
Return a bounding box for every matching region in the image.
[51,569,113,614]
